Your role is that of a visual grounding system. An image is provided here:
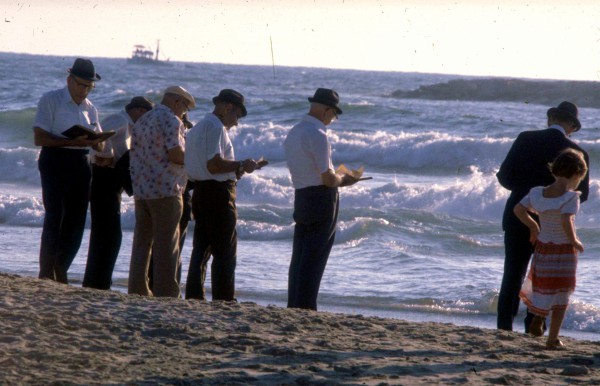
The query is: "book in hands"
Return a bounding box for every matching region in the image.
[62,125,116,142]
[336,164,372,182]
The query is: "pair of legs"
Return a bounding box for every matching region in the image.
[521,242,576,348]
[38,147,91,284]
[128,196,182,298]
[287,186,339,311]
[530,309,567,347]
[185,180,237,301]
[83,164,123,290]
[497,220,536,331]
[148,181,193,290]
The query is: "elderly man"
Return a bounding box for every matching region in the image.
[128,86,195,298]
[184,89,263,301]
[83,96,154,290]
[284,88,359,310]
[496,101,589,332]
[33,58,105,284]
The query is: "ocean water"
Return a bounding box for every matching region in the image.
[2,52,600,340]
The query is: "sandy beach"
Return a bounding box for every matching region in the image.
[1,273,599,385]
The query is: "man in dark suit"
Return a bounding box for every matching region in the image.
[496,101,589,332]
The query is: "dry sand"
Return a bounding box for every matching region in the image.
[1,272,599,385]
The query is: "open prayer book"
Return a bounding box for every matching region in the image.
[62,125,116,142]
[335,164,372,181]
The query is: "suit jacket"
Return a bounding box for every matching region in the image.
[497,127,589,231]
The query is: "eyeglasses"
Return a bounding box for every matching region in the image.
[71,76,95,90]
[179,98,190,112]
[328,108,338,120]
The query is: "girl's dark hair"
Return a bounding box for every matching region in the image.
[550,149,587,179]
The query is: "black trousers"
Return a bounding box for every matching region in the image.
[82,165,123,290]
[185,180,237,301]
[497,217,536,331]
[38,147,91,283]
[288,185,339,311]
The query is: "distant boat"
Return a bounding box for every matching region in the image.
[127,40,169,65]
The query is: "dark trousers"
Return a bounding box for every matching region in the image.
[288,185,339,311]
[38,147,91,283]
[185,180,237,301]
[497,218,536,331]
[82,165,123,290]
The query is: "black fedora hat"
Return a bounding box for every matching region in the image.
[68,58,101,81]
[125,96,154,111]
[547,101,581,131]
[308,88,342,114]
[212,89,247,117]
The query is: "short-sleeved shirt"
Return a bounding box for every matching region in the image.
[92,110,133,165]
[33,86,102,149]
[519,186,581,244]
[130,104,186,200]
[184,113,236,182]
[284,114,333,189]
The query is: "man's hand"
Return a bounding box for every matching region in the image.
[94,155,114,167]
[71,135,103,149]
[242,159,258,174]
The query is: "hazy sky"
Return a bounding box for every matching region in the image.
[3,0,600,81]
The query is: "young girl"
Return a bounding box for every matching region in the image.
[514,148,587,349]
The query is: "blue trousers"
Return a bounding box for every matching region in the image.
[38,147,91,283]
[288,185,339,310]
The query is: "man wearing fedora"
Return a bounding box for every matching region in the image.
[496,101,589,332]
[184,89,264,301]
[33,57,106,283]
[128,86,195,298]
[82,96,154,290]
[284,88,359,310]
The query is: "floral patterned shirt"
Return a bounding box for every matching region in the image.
[130,104,186,200]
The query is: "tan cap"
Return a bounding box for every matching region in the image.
[164,85,196,109]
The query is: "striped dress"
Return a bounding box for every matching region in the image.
[518,187,581,317]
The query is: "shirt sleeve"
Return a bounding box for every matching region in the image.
[561,193,580,215]
[164,115,185,151]
[90,106,102,133]
[33,92,55,132]
[519,191,533,210]
[205,124,224,160]
[309,129,333,174]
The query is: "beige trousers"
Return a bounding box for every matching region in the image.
[128,195,183,298]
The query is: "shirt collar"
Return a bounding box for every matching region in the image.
[61,86,91,107]
[549,124,568,136]
[301,114,326,130]
[206,113,225,128]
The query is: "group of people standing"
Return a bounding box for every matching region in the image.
[34,58,592,344]
[33,58,358,310]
